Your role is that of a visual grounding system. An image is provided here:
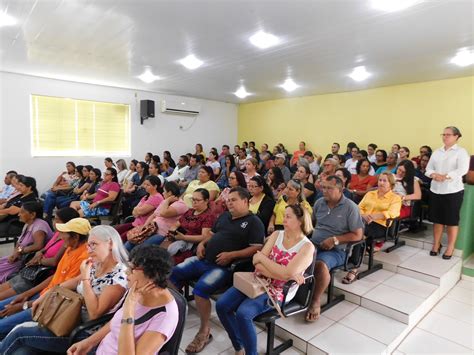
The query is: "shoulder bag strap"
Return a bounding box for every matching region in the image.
[135,306,166,325]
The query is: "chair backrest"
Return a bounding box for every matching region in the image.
[291,251,317,308]
[159,287,187,355]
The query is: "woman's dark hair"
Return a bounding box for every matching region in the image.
[130,159,138,169]
[22,201,43,220]
[163,151,176,168]
[106,168,119,183]
[84,165,93,172]
[250,148,260,162]
[368,143,378,150]
[87,168,102,193]
[268,167,285,189]
[232,171,247,188]
[55,207,80,224]
[130,245,173,289]
[398,159,416,195]
[336,168,352,187]
[401,146,410,157]
[66,161,76,169]
[298,164,311,176]
[196,143,203,153]
[359,150,368,158]
[376,149,387,161]
[225,154,236,172]
[104,157,115,166]
[90,168,102,181]
[199,166,215,181]
[137,162,149,185]
[163,181,180,197]
[250,175,274,201]
[146,152,153,160]
[20,176,38,197]
[194,188,210,202]
[346,142,357,153]
[420,145,433,156]
[76,165,84,179]
[209,148,218,159]
[355,159,371,175]
[145,175,162,190]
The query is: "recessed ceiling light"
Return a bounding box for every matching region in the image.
[249,31,280,49]
[349,66,371,82]
[371,0,421,12]
[280,78,300,92]
[179,54,203,70]
[450,48,474,67]
[137,67,160,83]
[234,86,251,99]
[0,12,16,27]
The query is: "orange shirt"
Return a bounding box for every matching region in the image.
[41,243,88,295]
[359,190,401,227]
[349,174,378,192]
[291,150,306,166]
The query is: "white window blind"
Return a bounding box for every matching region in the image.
[31,95,130,156]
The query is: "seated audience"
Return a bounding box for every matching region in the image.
[164,150,176,168]
[344,146,360,174]
[216,154,236,190]
[166,155,190,182]
[393,160,422,219]
[349,159,378,203]
[343,172,402,282]
[123,162,149,216]
[294,164,312,185]
[0,207,78,301]
[178,154,201,193]
[0,176,39,237]
[367,143,378,163]
[0,218,91,339]
[0,201,52,283]
[122,159,137,188]
[216,204,314,355]
[115,159,129,184]
[126,181,188,249]
[75,168,102,206]
[335,168,355,200]
[343,142,358,161]
[244,158,260,184]
[290,141,307,168]
[371,149,387,171]
[268,179,313,234]
[0,171,17,204]
[248,176,276,230]
[46,162,77,198]
[163,189,216,256]
[398,146,410,162]
[114,176,163,240]
[170,187,264,354]
[144,152,153,165]
[0,225,129,354]
[304,151,321,176]
[214,171,247,215]
[375,152,398,174]
[67,245,179,355]
[235,149,248,172]
[218,145,231,168]
[160,158,174,178]
[104,157,116,170]
[415,154,432,190]
[314,158,338,191]
[274,154,291,183]
[412,145,432,167]
[391,143,400,156]
[195,143,206,161]
[306,175,364,321]
[70,168,120,218]
[304,182,317,206]
[325,142,345,162]
[206,148,222,177]
[266,167,286,200]
[182,166,220,208]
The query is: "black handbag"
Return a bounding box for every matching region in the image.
[19,265,54,282]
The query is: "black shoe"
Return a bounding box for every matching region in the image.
[442,253,453,260]
[430,244,442,256]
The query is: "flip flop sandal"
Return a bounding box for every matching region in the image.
[185,332,213,354]
[342,270,359,284]
[305,306,320,323]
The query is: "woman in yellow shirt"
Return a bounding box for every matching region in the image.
[267,179,313,234]
[182,166,220,208]
[343,172,401,284]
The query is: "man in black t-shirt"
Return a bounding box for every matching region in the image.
[170,187,264,353]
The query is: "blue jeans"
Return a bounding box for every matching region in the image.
[124,234,166,252]
[169,256,232,299]
[316,249,346,270]
[42,191,57,217]
[0,293,39,340]
[56,195,77,209]
[216,287,272,355]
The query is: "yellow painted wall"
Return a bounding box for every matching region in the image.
[238,76,474,157]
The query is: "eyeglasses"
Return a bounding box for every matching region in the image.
[228,176,236,180]
[104,172,111,176]
[440,133,454,137]
[86,241,100,250]
[321,185,337,190]
[191,198,204,202]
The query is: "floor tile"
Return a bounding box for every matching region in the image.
[418,311,474,349]
[373,245,420,267]
[381,273,438,298]
[320,300,358,322]
[339,307,408,346]
[334,269,382,296]
[398,250,461,279]
[181,322,233,354]
[275,312,334,341]
[397,328,471,354]
[363,284,425,315]
[309,323,387,354]
[456,279,474,291]
[433,295,474,325]
[446,284,474,306]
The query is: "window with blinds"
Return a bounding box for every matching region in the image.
[30,95,131,156]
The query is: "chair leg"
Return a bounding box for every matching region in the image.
[358,239,383,279]
[184,284,194,302]
[385,239,406,253]
[321,271,345,313]
[265,321,292,355]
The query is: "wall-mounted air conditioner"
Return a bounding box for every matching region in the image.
[161,98,201,116]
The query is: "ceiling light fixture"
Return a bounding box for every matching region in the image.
[280,78,300,92]
[349,66,371,82]
[371,0,421,12]
[249,31,280,49]
[137,67,160,83]
[179,54,203,70]
[0,11,16,27]
[450,48,474,67]
[234,86,251,99]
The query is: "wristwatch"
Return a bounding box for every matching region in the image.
[121,317,134,324]
[22,301,30,310]
[17,246,23,254]
[333,237,340,246]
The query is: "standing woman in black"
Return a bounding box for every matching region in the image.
[425,126,470,259]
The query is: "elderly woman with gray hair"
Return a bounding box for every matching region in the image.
[0,225,129,354]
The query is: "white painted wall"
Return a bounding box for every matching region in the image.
[0,72,238,193]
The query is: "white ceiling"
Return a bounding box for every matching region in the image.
[1,0,473,103]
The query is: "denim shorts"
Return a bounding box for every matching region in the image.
[79,201,110,217]
[316,248,346,270]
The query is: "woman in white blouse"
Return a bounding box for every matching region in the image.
[425,126,470,259]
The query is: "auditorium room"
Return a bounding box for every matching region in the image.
[0,0,473,354]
